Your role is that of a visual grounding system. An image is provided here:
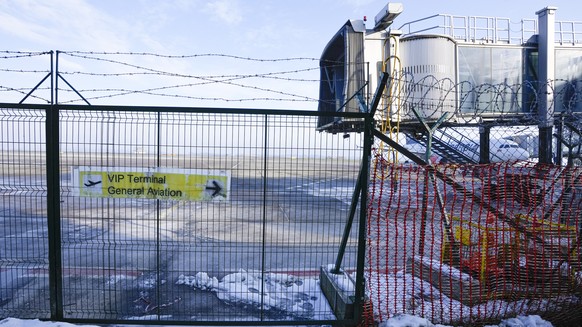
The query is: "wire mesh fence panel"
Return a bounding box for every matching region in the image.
[0,106,50,318]
[57,109,363,323]
[366,154,582,326]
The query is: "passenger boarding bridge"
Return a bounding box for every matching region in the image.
[317,3,582,164]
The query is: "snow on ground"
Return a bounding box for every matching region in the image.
[176,269,336,320]
[367,269,579,325]
[0,319,99,327]
[379,313,553,327]
[0,264,562,326]
[174,265,561,326]
[0,314,555,327]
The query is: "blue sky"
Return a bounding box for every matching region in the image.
[2,0,581,55]
[1,0,581,107]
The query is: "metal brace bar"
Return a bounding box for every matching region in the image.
[57,74,91,105]
[19,72,52,104]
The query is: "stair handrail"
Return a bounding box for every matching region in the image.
[410,132,476,163]
[434,128,480,159]
[434,128,506,162]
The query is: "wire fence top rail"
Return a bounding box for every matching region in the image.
[0,102,371,118]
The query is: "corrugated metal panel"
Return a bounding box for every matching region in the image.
[400,35,457,120]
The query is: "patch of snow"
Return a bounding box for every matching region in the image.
[379,313,554,327]
[368,269,575,325]
[0,318,100,327]
[494,315,554,327]
[123,314,173,320]
[415,255,475,282]
[177,269,335,320]
[0,315,556,327]
[105,274,134,285]
[322,265,355,293]
[0,262,568,326]
[135,272,166,289]
[176,272,219,290]
[380,313,434,327]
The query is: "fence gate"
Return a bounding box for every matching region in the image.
[1,103,370,325]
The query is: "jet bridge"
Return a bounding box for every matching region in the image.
[317,2,582,165]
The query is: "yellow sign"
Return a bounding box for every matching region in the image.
[72,166,230,201]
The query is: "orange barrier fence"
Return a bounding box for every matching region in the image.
[365,156,582,325]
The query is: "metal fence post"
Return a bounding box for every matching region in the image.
[353,114,373,323]
[46,104,63,320]
[46,50,63,320]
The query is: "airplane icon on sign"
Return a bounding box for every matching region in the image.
[84,179,102,187]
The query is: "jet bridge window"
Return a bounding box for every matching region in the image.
[458,46,523,114]
[555,48,582,112]
[317,21,365,129]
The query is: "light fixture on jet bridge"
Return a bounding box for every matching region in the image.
[374,2,403,31]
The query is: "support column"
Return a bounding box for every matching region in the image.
[536,6,557,164]
[479,125,491,164]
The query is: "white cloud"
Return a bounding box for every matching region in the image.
[204,0,243,26]
[0,11,49,45]
[0,0,132,51]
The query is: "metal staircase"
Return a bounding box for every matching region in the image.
[561,114,582,166]
[406,127,506,164]
[409,128,477,164]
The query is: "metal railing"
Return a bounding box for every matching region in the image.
[399,13,582,45]
[556,20,582,44]
[399,14,538,44]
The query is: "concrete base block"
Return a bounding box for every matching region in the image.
[319,266,355,320]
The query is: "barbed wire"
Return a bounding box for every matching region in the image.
[55,80,318,104]
[57,52,340,78]
[2,51,582,117]
[60,51,322,63]
[0,51,51,59]
[56,88,312,104]
[0,68,51,74]
[0,86,50,93]
[60,66,321,82]
[0,85,51,103]
[381,71,582,124]
[52,52,322,104]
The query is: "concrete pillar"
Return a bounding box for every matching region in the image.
[536,6,557,164]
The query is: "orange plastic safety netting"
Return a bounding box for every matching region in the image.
[365,154,582,326]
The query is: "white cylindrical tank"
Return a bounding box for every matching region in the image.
[398,35,457,120]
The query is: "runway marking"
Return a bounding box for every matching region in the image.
[285,177,344,190]
[18,266,143,279]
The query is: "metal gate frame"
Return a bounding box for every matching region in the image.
[1,98,372,326]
